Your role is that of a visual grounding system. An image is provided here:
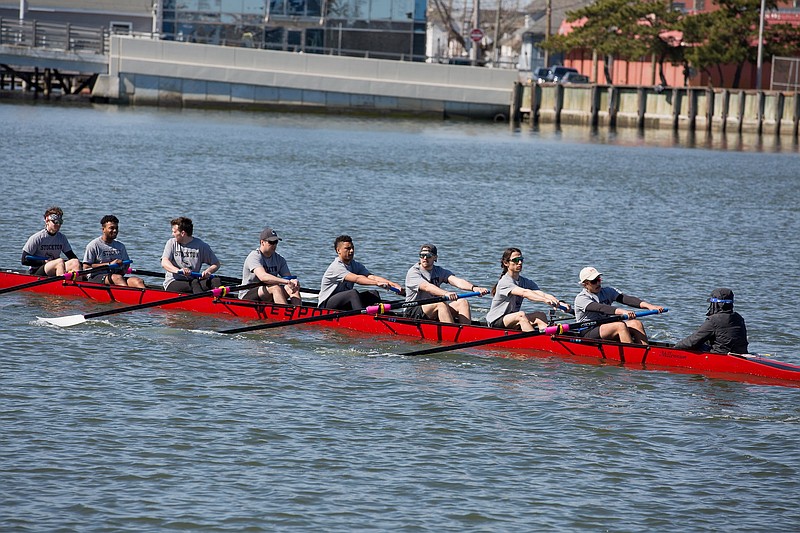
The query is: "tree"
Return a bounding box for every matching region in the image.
[682,0,800,87]
[541,0,682,84]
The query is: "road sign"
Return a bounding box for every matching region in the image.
[469,28,484,42]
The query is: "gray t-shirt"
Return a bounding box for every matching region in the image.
[239,249,290,299]
[22,229,73,271]
[82,237,131,265]
[319,258,370,305]
[404,263,455,303]
[574,286,621,322]
[161,236,220,289]
[485,273,540,325]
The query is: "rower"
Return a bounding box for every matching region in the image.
[161,216,222,294]
[674,288,748,353]
[21,206,81,277]
[573,266,664,345]
[485,247,569,331]
[318,235,404,311]
[404,244,489,324]
[82,215,145,288]
[239,227,300,305]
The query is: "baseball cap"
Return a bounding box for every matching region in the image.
[579,266,602,283]
[419,244,438,256]
[260,227,282,242]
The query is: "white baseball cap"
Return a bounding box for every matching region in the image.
[579,266,602,283]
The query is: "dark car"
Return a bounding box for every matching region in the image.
[533,67,552,83]
[550,66,579,83]
[559,72,590,84]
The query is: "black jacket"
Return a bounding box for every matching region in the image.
[674,311,749,354]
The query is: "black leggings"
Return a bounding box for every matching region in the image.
[320,289,381,311]
[167,276,222,294]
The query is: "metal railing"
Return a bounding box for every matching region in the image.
[0,18,107,54]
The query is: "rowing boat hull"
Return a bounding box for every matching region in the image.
[3,270,799,386]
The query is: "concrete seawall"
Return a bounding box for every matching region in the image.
[515,83,800,136]
[93,36,519,120]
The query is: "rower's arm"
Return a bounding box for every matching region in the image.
[585,301,621,315]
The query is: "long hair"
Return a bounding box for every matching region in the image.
[492,247,522,296]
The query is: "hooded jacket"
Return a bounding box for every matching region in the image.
[674,288,749,354]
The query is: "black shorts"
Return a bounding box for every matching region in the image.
[30,265,48,277]
[488,316,506,328]
[579,325,603,339]
[404,305,426,320]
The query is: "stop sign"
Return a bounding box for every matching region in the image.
[469,28,484,42]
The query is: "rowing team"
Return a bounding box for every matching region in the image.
[21,207,749,354]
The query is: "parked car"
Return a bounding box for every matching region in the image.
[533,67,552,83]
[559,72,590,84]
[550,66,579,83]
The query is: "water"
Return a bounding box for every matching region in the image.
[1,102,799,531]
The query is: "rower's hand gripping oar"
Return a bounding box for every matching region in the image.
[39,281,264,327]
[218,291,482,335]
[399,308,668,357]
[0,261,132,296]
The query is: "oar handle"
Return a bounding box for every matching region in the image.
[567,308,668,333]
[365,291,481,315]
[63,260,132,280]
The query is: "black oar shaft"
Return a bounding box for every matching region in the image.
[130,268,321,295]
[0,264,120,295]
[82,282,263,320]
[219,291,482,335]
[400,309,668,357]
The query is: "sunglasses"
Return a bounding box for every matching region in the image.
[47,215,63,224]
[419,253,434,259]
[509,257,524,264]
[588,277,602,284]
[265,240,279,245]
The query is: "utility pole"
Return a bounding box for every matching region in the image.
[471,0,480,66]
[493,0,501,66]
[543,0,551,68]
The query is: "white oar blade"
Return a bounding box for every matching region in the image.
[38,314,87,328]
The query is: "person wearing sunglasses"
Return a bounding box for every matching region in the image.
[239,227,301,305]
[82,214,145,288]
[574,266,664,344]
[21,206,81,277]
[485,247,569,331]
[404,244,489,324]
[318,235,404,310]
[673,288,748,353]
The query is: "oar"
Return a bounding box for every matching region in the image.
[219,291,483,335]
[0,261,131,296]
[129,268,322,295]
[399,308,669,357]
[39,281,265,327]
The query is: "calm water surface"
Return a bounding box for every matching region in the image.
[1,102,799,531]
